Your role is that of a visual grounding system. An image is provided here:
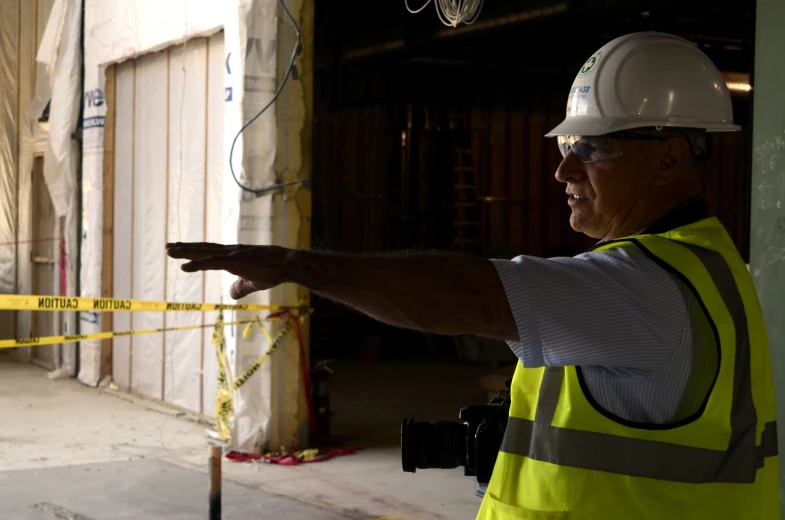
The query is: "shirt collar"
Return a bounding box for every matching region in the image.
[637,195,710,235]
[589,195,710,251]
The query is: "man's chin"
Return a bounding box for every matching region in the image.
[569,214,602,239]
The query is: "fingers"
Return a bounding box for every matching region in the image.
[230,278,258,300]
[168,244,275,298]
[180,255,241,274]
[166,242,232,260]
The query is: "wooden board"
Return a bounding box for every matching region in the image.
[101,64,116,379]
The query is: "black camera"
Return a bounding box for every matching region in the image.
[401,380,511,497]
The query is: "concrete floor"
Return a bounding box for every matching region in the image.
[0,355,492,520]
[0,459,348,520]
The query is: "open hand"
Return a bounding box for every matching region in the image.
[166,243,289,299]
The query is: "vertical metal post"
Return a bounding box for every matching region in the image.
[208,446,222,520]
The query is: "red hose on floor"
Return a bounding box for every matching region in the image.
[225,447,359,465]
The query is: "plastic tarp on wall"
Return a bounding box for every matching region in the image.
[224,0,279,453]
[164,39,208,412]
[38,0,81,217]
[80,0,225,388]
[15,0,36,361]
[1,0,53,360]
[34,0,81,376]
[111,59,134,390]
[0,0,20,341]
[203,33,226,416]
[80,0,287,451]
[111,35,225,414]
[131,51,169,400]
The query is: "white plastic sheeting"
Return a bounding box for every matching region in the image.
[36,0,80,376]
[223,0,280,453]
[112,34,226,414]
[0,0,55,360]
[164,39,208,411]
[76,0,295,451]
[30,0,56,125]
[38,0,82,218]
[0,0,20,341]
[79,0,224,387]
[15,0,43,362]
[203,33,226,416]
[111,59,134,390]
[87,1,224,68]
[131,51,169,400]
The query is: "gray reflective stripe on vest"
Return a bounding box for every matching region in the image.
[502,417,777,483]
[534,367,563,426]
[501,238,779,484]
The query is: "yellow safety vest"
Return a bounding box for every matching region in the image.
[477,217,780,519]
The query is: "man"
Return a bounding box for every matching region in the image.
[167,32,780,518]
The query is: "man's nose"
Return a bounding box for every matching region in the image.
[555,150,585,184]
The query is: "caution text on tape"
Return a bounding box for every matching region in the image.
[0,294,303,313]
[1,293,310,446]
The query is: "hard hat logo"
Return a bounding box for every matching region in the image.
[578,53,601,78]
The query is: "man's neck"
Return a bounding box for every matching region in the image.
[638,194,708,235]
[603,189,703,241]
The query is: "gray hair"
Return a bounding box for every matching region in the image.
[653,126,714,163]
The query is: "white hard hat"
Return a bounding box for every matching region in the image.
[546,32,740,137]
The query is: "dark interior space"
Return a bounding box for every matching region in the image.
[308,1,757,426]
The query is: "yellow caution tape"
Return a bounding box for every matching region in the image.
[212,308,234,443]
[232,317,294,391]
[212,311,307,443]
[0,319,256,350]
[0,294,304,312]
[0,293,304,447]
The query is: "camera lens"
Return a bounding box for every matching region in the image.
[401,418,416,473]
[401,418,468,473]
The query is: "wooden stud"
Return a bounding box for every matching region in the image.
[200,38,210,415]
[162,48,171,403]
[129,60,136,390]
[13,0,22,342]
[101,64,117,379]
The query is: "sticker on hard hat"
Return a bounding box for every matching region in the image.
[570,85,591,96]
[578,52,601,78]
[567,85,592,116]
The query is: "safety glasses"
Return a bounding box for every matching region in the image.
[557,132,671,164]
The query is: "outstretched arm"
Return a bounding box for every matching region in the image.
[166,243,517,342]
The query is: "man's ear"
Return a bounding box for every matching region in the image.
[656,137,691,186]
